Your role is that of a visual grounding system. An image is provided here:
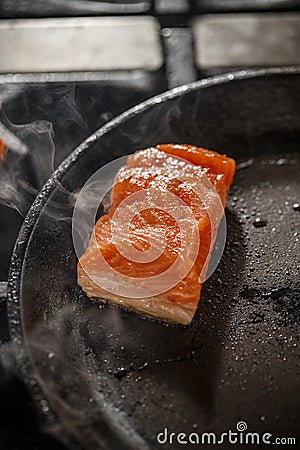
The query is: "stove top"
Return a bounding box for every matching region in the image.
[0,1,299,448]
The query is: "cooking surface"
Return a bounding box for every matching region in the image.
[0,2,300,449]
[17,149,300,449]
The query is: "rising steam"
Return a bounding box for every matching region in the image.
[0,108,55,216]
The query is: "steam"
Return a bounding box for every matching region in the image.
[0,122,28,157]
[0,84,23,105]
[0,108,55,215]
[0,100,117,263]
[0,82,91,217]
[0,95,110,447]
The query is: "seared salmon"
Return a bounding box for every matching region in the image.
[78,144,235,325]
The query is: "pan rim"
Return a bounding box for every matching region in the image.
[6,66,300,444]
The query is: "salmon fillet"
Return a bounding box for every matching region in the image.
[0,139,6,164]
[78,144,235,325]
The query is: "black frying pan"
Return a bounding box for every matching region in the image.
[5,68,300,449]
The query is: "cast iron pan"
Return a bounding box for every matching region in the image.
[6,68,300,449]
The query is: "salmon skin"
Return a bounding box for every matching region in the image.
[78,144,235,325]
